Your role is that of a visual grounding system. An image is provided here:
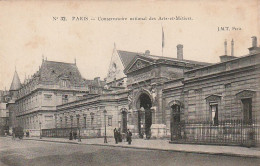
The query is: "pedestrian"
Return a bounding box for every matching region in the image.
[118,130,122,142]
[114,128,118,144]
[12,129,16,140]
[127,129,132,145]
[26,130,29,137]
[12,132,15,140]
[126,131,129,142]
[69,131,73,140]
[73,131,77,140]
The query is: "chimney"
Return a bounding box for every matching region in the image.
[177,44,183,60]
[224,39,227,55]
[252,36,257,47]
[248,36,260,54]
[94,77,101,86]
[145,50,150,56]
[231,39,234,56]
[220,39,237,62]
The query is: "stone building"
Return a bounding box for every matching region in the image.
[6,36,259,146]
[0,102,9,135]
[50,37,260,146]
[13,59,93,136]
[0,90,10,135]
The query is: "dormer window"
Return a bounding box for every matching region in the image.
[112,63,117,72]
[62,95,68,104]
[61,80,67,87]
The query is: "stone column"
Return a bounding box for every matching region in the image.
[150,88,166,138]
[133,110,139,136]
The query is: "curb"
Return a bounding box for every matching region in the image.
[23,138,260,159]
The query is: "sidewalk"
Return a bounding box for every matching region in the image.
[23,137,260,158]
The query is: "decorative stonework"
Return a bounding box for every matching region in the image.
[120,108,128,113]
[128,91,133,110]
[205,94,222,102]
[132,88,154,110]
[128,59,151,73]
[236,90,255,99]
[167,100,183,109]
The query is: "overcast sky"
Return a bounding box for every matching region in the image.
[0,0,259,90]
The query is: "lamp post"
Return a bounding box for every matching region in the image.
[103,109,107,143]
[39,121,42,139]
[77,115,81,142]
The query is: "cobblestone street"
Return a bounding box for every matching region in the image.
[0,137,259,166]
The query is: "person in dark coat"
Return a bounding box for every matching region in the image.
[69,131,73,140]
[73,131,77,140]
[118,130,122,142]
[114,128,118,144]
[127,129,132,145]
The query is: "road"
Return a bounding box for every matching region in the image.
[0,137,259,166]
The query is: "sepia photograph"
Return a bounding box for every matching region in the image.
[0,0,259,165]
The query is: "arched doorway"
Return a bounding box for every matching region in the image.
[137,93,152,138]
[171,104,181,141]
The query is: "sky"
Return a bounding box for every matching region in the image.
[0,0,259,90]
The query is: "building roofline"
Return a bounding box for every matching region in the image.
[185,52,260,74]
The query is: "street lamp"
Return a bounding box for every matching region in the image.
[39,121,42,139]
[77,115,81,142]
[103,109,107,143]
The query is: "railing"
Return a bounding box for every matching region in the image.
[42,127,101,138]
[171,120,259,147]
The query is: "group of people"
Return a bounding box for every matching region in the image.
[114,128,132,145]
[69,131,77,140]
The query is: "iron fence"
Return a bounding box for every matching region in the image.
[42,128,101,138]
[171,119,259,147]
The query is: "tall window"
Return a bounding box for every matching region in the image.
[77,115,80,127]
[210,104,218,126]
[108,116,112,126]
[60,117,62,128]
[242,98,252,124]
[70,116,73,127]
[90,113,94,126]
[61,80,67,87]
[83,116,87,128]
[65,116,68,128]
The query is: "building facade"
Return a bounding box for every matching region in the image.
[13,59,93,136]
[6,36,260,146]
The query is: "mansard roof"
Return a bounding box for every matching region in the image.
[10,70,22,91]
[39,60,86,86]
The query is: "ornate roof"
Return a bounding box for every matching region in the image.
[10,70,21,91]
[39,60,86,86]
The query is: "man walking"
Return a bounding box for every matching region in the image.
[114,128,118,144]
[127,129,132,145]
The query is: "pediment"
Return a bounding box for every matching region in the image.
[125,57,154,74]
[205,94,222,102]
[167,100,184,109]
[236,90,256,99]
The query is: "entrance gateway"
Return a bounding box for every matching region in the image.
[137,93,152,138]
